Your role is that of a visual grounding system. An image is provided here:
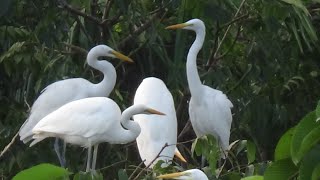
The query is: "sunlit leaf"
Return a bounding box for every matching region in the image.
[247,140,256,164]
[274,127,295,161]
[264,159,297,180]
[13,163,70,180]
[241,176,264,180]
[291,111,317,164]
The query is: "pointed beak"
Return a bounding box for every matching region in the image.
[111,50,134,63]
[165,23,189,30]
[146,108,166,115]
[157,172,186,179]
[174,150,187,163]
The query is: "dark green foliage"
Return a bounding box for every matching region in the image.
[1,0,320,179]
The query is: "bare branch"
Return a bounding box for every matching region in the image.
[102,0,114,20]
[0,132,19,158]
[206,0,247,69]
[117,11,163,49]
[132,143,170,180]
[58,0,101,24]
[62,43,88,57]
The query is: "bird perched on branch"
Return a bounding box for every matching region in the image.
[19,44,133,167]
[133,77,186,168]
[31,97,165,172]
[166,19,233,158]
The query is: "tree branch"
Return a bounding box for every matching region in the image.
[102,0,114,20]
[117,11,163,49]
[57,0,101,25]
[132,143,171,180]
[206,0,247,69]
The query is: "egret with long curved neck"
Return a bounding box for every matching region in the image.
[19,45,133,167]
[166,19,233,158]
[30,97,165,172]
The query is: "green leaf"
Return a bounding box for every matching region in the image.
[117,169,128,180]
[279,0,308,14]
[299,145,320,180]
[274,127,295,161]
[291,111,317,164]
[241,176,264,180]
[311,163,320,180]
[13,163,69,180]
[236,140,247,155]
[247,140,256,164]
[316,100,320,118]
[299,126,320,159]
[264,159,297,180]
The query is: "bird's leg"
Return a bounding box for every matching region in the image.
[91,144,99,171]
[201,155,206,168]
[54,138,66,167]
[86,146,92,172]
[61,140,67,167]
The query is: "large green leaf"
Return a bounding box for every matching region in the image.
[299,145,320,180]
[279,0,308,14]
[264,159,297,180]
[299,126,320,159]
[241,176,264,180]
[291,111,317,164]
[13,163,70,180]
[247,140,256,164]
[274,127,295,161]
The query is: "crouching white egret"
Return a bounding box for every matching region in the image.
[157,169,208,179]
[19,45,133,166]
[166,19,233,158]
[30,97,165,172]
[133,77,186,168]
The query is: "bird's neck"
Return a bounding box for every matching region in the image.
[187,29,205,99]
[118,107,141,143]
[87,55,116,97]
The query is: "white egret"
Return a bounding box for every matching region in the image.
[166,19,233,158]
[133,77,186,168]
[19,45,133,166]
[30,97,165,172]
[157,169,208,180]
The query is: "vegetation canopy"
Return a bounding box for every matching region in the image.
[0,0,320,179]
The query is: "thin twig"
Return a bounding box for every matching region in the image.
[177,120,193,141]
[206,0,247,68]
[117,11,163,49]
[58,0,101,24]
[128,160,146,180]
[62,43,88,56]
[102,0,113,20]
[218,13,249,30]
[0,132,19,158]
[132,143,170,180]
[97,159,127,171]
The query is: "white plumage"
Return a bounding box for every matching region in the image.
[166,19,233,158]
[18,45,132,167]
[31,97,164,172]
[19,45,133,143]
[133,77,184,168]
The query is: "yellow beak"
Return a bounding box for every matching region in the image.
[111,50,134,63]
[174,149,187,163]
[147,108,166,115]
[165,23,189,30]
[157,172,186,179]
